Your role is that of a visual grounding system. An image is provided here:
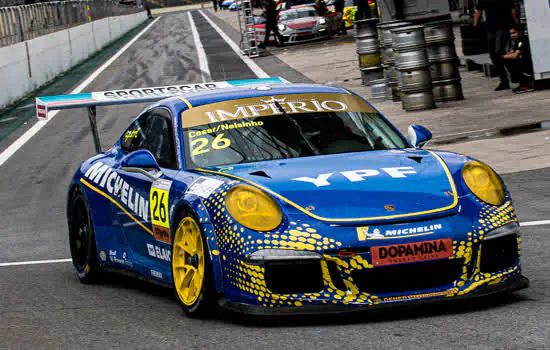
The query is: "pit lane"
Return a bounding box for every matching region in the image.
[0,9,548,349]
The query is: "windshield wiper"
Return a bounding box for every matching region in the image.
[274,102,320,156]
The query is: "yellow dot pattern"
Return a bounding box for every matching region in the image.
[193,180,522,308]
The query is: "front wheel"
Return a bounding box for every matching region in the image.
[68,187,103,283]
[171,213,216,318]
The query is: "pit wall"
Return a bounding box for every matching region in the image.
[0,11,147,110]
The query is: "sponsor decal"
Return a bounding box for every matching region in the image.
[293,167,417,187]
[150,269,163,279]
[382,289,457,302]
[357,223,443,241]
[83,161,149,222]
[108,250,132,267]
[99,83,224,100]
[99,250,107,262]
[150,179,173,243]
[371,238,453,266]
[146,243,171,262]
[180,93,375,128]
[186,177,224,198]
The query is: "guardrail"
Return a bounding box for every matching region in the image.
[0,0,142,47]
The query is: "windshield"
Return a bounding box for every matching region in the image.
[279,8,318,21]
[181,93,408,169]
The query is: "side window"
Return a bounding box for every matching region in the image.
[120,109,178,169]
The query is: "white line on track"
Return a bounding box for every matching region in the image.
[521,220,550,227]
[187,12,211,83]
[0,258,72,267]
[0,16,162,169]
[197,10,269,79]
[1,220,548,267]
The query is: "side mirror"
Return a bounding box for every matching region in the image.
[408,124,432,148]
[121,150,162,180]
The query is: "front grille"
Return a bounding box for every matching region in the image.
[480,234,519,273]
[352,258,464,294]
[264,260,323,294]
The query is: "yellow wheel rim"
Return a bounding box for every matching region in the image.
[172,217,205,306]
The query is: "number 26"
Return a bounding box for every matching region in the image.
[191,133,231,156]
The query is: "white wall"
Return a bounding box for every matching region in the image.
[524,0,550,80]
[0,12,147,109]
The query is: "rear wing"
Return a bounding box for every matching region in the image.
[35,77,289,153]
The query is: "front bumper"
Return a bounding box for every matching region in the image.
[218,275,529,316]
[281,28,328,43]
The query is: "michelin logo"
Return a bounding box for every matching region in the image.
[357,224,443,241]
[83,161,149,222]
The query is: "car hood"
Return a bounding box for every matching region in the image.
[282,17,318,29]
[211,150,459,222]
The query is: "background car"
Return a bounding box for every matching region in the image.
[276,5,343,44]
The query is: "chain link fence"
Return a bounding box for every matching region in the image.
[0,0,143,47]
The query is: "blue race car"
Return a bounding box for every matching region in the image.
[36,78,528,317]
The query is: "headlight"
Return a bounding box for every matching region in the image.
[319,17,326,25]
[226,185,282,231]
[462,161,505,206]
[278,23,286,31]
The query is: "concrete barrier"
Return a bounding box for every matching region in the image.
[0,11,147,110]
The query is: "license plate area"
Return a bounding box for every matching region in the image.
[371,238,453,266]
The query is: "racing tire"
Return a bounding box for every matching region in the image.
[171,211,217,318]
[68,186,103,284]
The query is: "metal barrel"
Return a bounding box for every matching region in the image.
[377,20,411,47]
[382,64,398,84]
[361,66,384,86]
[398,68,433,92]
[391,25,426,51]
[400,89,436,111]
[395,47,429,70]
[426,42,458,63]
[388,83,401,102]
[423,19,454,45]
[429,57,460,81]
[355,34,380,53]
[433,78,464,102]
[369,78,388,101]
[381,45,395,65]
[355,18,379,38]
[357,48,382,70]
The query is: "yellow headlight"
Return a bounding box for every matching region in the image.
[226,185,282,232]
[462,161,505,206]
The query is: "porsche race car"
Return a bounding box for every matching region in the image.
[276,5,343,44]
[36,77,528,317]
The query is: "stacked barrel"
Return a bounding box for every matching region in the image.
[354,19,386,101]
[424,19,464,102]
[377,21,411,102]
[392,25,436,111]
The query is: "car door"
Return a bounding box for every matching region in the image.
[113,107,179,270]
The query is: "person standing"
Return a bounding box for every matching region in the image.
[474,0,519,91]
[259,0,283,49]
[334,0,347,35]
[212,0,218,12]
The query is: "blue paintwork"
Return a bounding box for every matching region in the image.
[121,149,160,170]
[68,82,524,311]
[39,92,94,103]
[409,124,432,147]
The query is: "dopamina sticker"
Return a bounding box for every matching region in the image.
[181,93,376,128]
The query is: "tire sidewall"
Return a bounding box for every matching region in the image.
[68,187,101,282]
